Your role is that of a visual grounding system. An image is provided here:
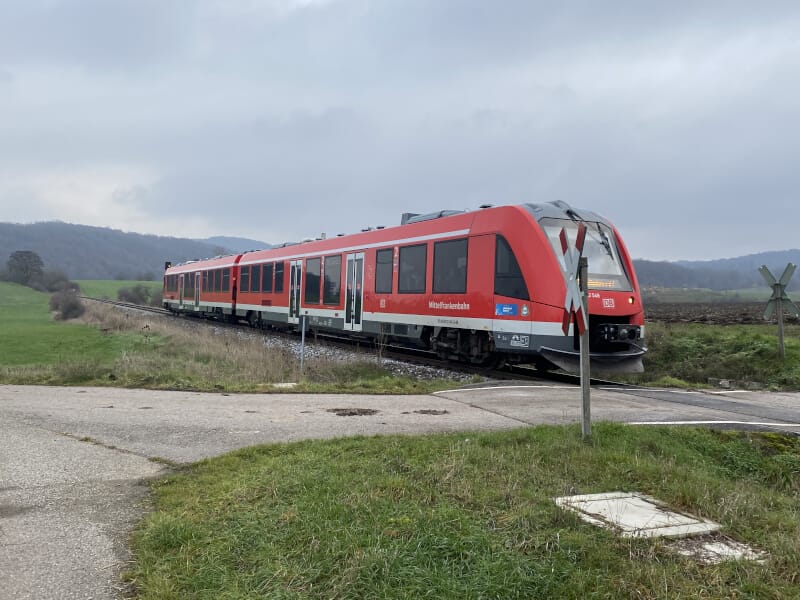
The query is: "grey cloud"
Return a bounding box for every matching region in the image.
[0,0,190,70]
[1,0,800,259]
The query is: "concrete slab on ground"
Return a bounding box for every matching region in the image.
[554,492,719,538]
[554,491,768,564]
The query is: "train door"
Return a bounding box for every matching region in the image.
[491,234,534,349]
[288,259,303,325]
[345,252,364,332]
[178,274,185,308]
[195,273,201,308]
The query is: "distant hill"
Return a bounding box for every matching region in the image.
[197,236,271,253]
[635,250,800,292]
[0,222,232,280]
[676,249,800,272]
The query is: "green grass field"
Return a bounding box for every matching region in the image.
[76,279,162,299]
[128,424,800,599]
[0,282,144,368]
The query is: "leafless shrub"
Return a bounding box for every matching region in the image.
[50,290,85,320]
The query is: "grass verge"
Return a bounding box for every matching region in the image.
[624,321,800,389]
[128,423,800,599]
[0,283,457,393]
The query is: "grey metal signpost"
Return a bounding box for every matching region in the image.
[559,223,590,439]
[759,263,799,359]
[579,256,590,438]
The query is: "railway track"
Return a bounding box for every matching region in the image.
[81,296,171,316]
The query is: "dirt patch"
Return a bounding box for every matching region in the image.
[414,409,449,416]
[327,408,380,417]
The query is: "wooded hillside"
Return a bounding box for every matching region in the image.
[0,222,236,280]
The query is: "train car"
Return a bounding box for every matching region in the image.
[163,201,646,373]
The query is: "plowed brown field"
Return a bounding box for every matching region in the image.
[644,302,778,325]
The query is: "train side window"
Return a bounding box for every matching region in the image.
[398,244,427,294]
[323,255,342,305]
[274,262,285,293]
[433,238,467,294]
[250,264,261,292]
[262,263,274,293]
[223,268,230,292]
[215,269,221,292]
[375,248,393,293]
[495,235,529,300]
[240,266,250,293]
[305,258,321,303]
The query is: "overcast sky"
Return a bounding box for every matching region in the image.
[1,1,798,261]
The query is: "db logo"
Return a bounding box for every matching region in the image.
[602,298,615,308]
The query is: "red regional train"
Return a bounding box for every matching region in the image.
[163,202,646,373]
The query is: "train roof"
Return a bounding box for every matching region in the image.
[523,200,610,226]
[165,201,611,273]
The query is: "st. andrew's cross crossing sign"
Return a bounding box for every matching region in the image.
[559,222,588,336]
[760,263,799,360]
[760,263,800,320]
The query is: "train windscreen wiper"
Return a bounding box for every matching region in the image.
[596,224,614,259]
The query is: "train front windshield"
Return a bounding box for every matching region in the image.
[540,218,633,292]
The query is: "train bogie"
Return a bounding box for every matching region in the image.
[163,202,646,373]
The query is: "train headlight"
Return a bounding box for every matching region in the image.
[597,323,640,341]
[619,326,640,340]
[628,296,635,304]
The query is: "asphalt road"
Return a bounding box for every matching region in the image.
[1,382,798,599]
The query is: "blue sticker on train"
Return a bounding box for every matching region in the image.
[495,303,518,316]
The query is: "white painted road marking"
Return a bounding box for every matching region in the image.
[627,420,800,427]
